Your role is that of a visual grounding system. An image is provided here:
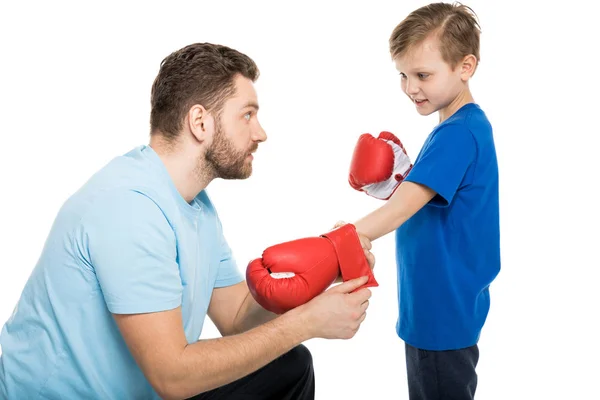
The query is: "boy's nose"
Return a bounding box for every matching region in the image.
[405,78,419,96]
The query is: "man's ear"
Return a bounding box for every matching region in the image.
[460,54,478,81]
[187,104,215,143]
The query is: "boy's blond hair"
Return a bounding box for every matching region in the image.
[389,2,481,70]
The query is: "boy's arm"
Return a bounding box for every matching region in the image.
[346,125,476,241]
[352,181,436,241]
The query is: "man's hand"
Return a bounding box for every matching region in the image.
[294,276,372,340]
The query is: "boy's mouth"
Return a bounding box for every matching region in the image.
[414,99,428,106]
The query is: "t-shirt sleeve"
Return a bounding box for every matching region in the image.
[80,190,183,314]
[405,124,476,207]
[214,222,244,288]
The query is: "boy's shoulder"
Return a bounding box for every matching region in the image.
[434,103,492,139]
[445,103,489,125]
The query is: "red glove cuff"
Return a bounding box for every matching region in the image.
[321,224,379,290]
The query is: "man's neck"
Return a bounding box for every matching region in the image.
[150,138,214,204]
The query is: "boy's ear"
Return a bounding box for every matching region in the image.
[460,54,478,80]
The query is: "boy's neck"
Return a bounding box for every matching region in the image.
[438,89,475,124]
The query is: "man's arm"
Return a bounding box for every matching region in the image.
[113,276,371,400]
[353,181,436,241]
[208,281,277,336]
[113,306,305,400]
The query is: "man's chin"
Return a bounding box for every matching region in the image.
[240,167,253,179]
[239,161,253,179]
[219,167,252,180]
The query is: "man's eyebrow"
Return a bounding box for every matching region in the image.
[242,101,259,110]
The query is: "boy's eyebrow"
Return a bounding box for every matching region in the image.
[397,66,431,73]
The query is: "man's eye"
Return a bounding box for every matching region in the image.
[244,112,252,121]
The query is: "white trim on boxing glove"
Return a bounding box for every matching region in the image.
[362,139,412,200]
[269,272,296,279]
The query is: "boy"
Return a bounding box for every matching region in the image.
[344,3,500,399]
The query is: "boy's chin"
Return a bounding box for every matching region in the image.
[415,107,436,116]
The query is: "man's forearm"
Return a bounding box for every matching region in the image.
[164,309,309,399]
[232,291,277,334]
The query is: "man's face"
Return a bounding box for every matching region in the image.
[394,36,465,117]
[205,75,267,180]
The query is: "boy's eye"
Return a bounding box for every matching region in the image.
[244,112,252,121]
[418,73,429,79]
[399,72,407,79]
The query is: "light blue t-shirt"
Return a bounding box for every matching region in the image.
[0,145,243,399]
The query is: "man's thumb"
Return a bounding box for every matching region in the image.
[330,276,368,293]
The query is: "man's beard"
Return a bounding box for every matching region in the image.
[204,118,257,180]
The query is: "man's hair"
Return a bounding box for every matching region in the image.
[150,43,259,140]
[389,2,481,69]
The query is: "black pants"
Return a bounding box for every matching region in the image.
[188,344,315,400]
[405,343,479,400]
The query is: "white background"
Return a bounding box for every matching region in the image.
[1,0,598,399]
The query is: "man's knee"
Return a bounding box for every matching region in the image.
[289,344,313,367]
[279,344,314,380]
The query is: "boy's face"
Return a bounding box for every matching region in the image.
[394,36,467,118]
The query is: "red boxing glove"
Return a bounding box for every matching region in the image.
[246,223,378,314]
[348,131,413,200]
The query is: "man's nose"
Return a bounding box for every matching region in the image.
[253,122,267,143]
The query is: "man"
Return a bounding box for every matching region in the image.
[0,42,373,400]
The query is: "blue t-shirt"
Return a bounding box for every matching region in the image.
[0,145,243,399]
[395,103,500,351]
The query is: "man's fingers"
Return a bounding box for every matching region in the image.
[359,299,370,314]
[329,276,368,294]
[358,312,367,324]
[349,287,372,304]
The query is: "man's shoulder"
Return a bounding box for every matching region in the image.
[65,147,175,227]
[94,146,165,190]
